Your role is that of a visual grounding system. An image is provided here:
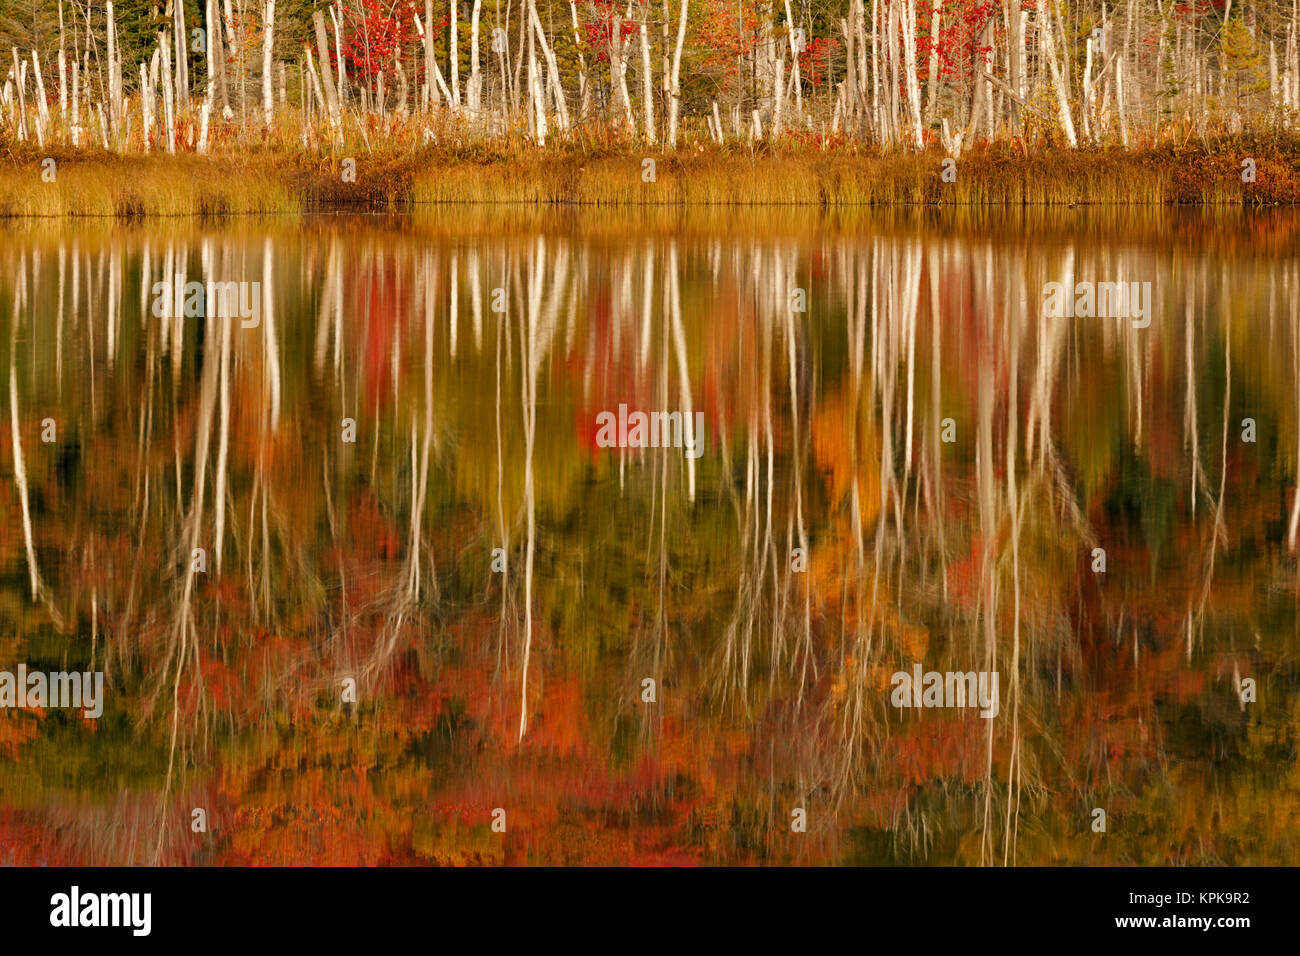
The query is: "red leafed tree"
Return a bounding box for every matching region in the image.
[341,0,421,80]
[582,0,640,64]
[802,36,840,87]
[917,0,999,90]
[693,0,766,96]
[1173,0,1228,20]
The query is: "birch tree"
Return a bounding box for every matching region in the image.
[667,0,688,146]
[1037,0,1078,146]
[262,0,276,128]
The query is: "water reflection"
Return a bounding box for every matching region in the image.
[0,209,1297,865]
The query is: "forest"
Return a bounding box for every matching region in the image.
[0,1,1295,156]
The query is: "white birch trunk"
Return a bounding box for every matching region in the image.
[160,33,176,153]
[667,0,689,147]
[469,0,483,112]
[451,0,462,107]
[1037,0,1077,147]
[425,0,441,108]
[639,18,656,144]
[262,0,276,127]
[173,0,189,111]
[529,0,569,129]
[901,0,925,147]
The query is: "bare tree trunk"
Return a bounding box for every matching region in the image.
[469,0,484,112]
[527,1,538,137]
[569,1,589,121]
[772,54,785,136]
[32,51,50,146]
[173,0,189,111]
[783,0,803,116]
[844,12,858,133]
[160,32,176,153]
[667,0,689,146]
[1116,52,1129,146]
[901,0,925,146]
[529,33,547,144]
[262,0,276,127]
[71,57,79,146]
[496,13,511,126]
[611,18,635,132]
[639,17,656,143]
[211,0,233,118]
[1037,0,1077,146]
[961,16,992,145]
[1082,21,1096,141]
[198,99,210,151]
[451,0,462,107]
[106,2,121,141]
[426,0,441,108]
[529,0,569,129]
[871,0,882,141]
[305,48,327,129]
[312,11,342,142]
[58,46,68,139]
[14,52,30,143]
[140,61,152,152]
[205,0,218,114]
[925,0,943,123]
[1001,0,1021,131]
[328,4,347,108]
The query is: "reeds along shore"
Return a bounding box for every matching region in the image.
[0,136,1298,216]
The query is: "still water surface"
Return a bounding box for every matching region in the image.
[0,207,1297,865]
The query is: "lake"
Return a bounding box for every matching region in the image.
[0,205,1297,865]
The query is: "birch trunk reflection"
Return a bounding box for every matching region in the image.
[0,211,1295,865]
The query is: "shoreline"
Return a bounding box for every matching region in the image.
[1,137,1298,217]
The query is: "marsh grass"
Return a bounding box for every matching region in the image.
[409,140,1300,206]
[0,151,302,217]
[0,133,1296,217]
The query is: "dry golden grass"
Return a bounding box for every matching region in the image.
[0,152,301,217]
[0,132,1296,217]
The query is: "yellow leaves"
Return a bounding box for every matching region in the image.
[412,818,505,866]
[830,673,847,702]
[898,624,929,661]
[809,526,855,610]
[813,390,880,530]
[828,656,895,718]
